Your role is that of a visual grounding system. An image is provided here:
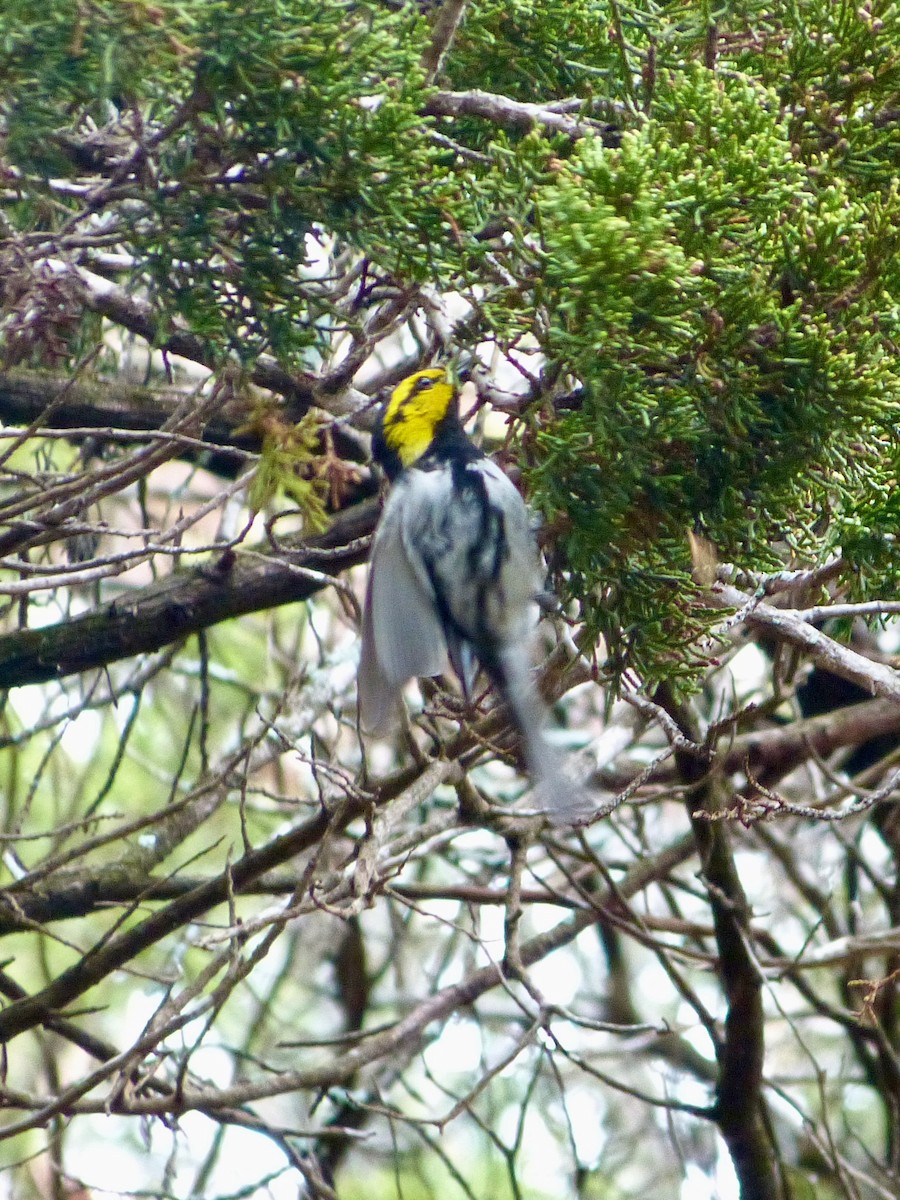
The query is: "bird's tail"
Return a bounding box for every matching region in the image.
[492,645,592,826]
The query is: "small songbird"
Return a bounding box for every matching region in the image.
[358,367,589,824]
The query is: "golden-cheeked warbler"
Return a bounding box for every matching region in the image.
[358,367,589,824]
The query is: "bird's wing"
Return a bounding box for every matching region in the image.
[358,486,448,735]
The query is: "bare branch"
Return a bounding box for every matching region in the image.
[421,0,470,84]
[423,89,620,142]
[38,260,369,415]
[706,581,900,703]
[0,500,377,689]
[657,685,781,1200]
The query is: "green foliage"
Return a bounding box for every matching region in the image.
[138,1,442,359]
[1,0,190,171]
[448,0,625,105]
[522,63,900,684]
[248,409,331,529]
[4,0,900,687]
[5,4,900,1197]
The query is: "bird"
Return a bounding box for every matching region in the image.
[357,366,590,824]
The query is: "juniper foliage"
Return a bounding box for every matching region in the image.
[4,0,898,683]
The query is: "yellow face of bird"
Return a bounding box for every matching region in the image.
[381,368,456,468]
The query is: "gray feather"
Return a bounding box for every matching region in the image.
[402,460,541,650]
[358,489,447,735]
[498,645,593,826]
[359,454,593,823]
[357,585,401,736]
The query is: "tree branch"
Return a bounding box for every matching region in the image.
[0,367,262,473]
[38,260,370,416]
[597,697,900,800]
[0,500,378,689]
[421,0,470,84]
[0,831,695,1099]
[423,89,620,143]
[706,582,900,703]
[657,685,782,1200]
